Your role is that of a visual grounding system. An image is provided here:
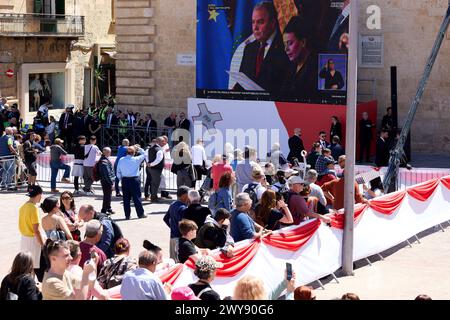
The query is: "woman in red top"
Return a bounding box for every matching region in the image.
[211,154,233,191]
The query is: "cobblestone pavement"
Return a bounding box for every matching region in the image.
[2,182,450,300]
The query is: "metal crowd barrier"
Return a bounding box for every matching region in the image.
[33,153,182,192]
[100,126,163,154]
[0,155,28,190]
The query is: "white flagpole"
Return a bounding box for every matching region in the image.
[342,0,359,276]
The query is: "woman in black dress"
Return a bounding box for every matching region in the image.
[330,116,343,140]
[280,16,319,101]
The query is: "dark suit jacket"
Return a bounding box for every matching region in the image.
[327,13,349,52]
[375,137,390,167]
[238,31,291,96]
[287,135,305,162]
[58,113,74,132]
[178,119,191,131]
[145,119,157,132]
[104,114,118,127]
[279,51,319,101]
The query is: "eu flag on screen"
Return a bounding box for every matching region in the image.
[197,0,233,89]
[232,0,262,53]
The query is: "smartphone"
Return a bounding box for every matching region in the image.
[286,262,293,281]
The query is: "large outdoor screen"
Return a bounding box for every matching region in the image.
[196,0,349,105]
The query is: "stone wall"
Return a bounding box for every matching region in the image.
[359,0,450,152]
[0,0,115,111]
[115,0,157,115]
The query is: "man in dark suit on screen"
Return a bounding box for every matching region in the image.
[235,1,290,97]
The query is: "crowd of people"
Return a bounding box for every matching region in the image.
[0,128,398,301]
[0,96,421,301]
[0,95,194,192]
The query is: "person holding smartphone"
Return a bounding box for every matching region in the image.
[41,241,97,300]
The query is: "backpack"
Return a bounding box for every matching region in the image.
[97,213,123,246]
[272,184,290,203]
[208,192,225,214]
[92,161,101,182]
[243,183,259,210]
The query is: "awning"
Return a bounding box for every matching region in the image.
[101,50,117,59]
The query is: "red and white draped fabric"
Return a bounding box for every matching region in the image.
[108,176,450,299]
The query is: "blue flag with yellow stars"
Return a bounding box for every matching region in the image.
[231,0,261,53]
[197,0,233,89]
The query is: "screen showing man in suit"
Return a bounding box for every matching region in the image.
[196,0,350,105]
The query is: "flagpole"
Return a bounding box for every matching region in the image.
[342,0,359,276]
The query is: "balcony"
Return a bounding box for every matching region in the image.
[0,13,84,38]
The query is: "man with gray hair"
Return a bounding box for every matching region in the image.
[305,169,328,213]
[230,193,268,242]
[98,147,115,215]
[182,189,211,229]
[120,250,168,300]
[79,219,107,270]
[114,138,130,197]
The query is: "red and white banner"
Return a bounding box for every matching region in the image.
[109,176,450,299]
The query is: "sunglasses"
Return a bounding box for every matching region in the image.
[61,196,72,200]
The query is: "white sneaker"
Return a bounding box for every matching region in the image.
[73,190,81,196]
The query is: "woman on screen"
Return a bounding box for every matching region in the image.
[279,16,318,100]
[319,59,345,90]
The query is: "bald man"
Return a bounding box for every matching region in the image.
[117,145,147,220]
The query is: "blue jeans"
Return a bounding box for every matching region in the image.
[50,161,70,190]
[122,177,144,219]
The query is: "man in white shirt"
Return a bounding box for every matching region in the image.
[305,169,328,212]
[120,250,169,300]
[83,136,101,195]
[38,100,50,120]
[191,138,207,187]
[147,137,166,202]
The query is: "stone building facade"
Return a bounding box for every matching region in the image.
[0,0,115,123]
[116,0,450,153]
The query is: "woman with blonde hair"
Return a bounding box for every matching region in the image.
[171,141,195,188]
[233,275,266,300]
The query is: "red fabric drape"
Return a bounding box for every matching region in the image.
[441,176,450,190]
[262,219,320,251]
[369,190,406,215]
[159,263,184,285]
[185,240,261,278]
[407,178,440,202]
[330,203,369,229]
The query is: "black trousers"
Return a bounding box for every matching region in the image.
[144,167,152,197]
[149,168,163,198]
[101,181,113,213]
[359,139,371,162]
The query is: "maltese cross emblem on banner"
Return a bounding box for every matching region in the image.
[192,103,223,134]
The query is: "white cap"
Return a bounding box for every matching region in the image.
[288,175,305,186]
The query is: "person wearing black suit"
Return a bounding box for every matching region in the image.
[103,107,118,147]
[359,112,374,163]
[58,106,75,152]
[235,2,290,97]
[176,112,191,143]
[327,0,350,52]
[72,109,85,140]
[279,15,319,101]
[375,129,390,167]
[144,114,158,143]
[330,116,343,140]
[287,128,305,163]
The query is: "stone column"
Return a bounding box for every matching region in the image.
[115,0,155,112]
